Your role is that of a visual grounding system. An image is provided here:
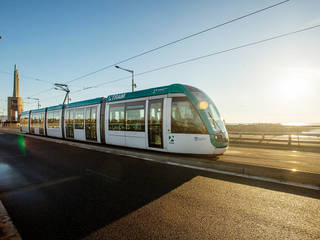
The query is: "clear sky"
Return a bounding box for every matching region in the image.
[1,0,319,123]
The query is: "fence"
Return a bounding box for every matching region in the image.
[228,131,320,148]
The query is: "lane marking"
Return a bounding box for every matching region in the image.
[0,176,81,198]
[0,154,25,159]
[85,169,122,183]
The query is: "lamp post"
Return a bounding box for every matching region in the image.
[27,97,41,109]
[115,65,136,92]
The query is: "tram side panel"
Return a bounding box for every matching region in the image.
[20,111,30,133]
[166,96,215,155]
[64,104,102,143]
[145,96,168,152]
[124,100,147,149]
[46,109,63,138]
[105,103,126,147]
[30,110,46,136]
[105,97,169,151]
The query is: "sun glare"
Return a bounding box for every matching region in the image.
[275,68,316,102]
[277,74,308,100]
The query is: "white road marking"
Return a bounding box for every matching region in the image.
[85,169,121,183]
[0,176,81,197]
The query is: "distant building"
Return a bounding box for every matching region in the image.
[7,65,24,121]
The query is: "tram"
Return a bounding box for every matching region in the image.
[20,84,229,155]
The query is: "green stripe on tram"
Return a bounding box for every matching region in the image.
[106,84,184,102]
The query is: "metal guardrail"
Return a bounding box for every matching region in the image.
[228,131,320,147]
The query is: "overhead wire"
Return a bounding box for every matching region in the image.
[68,23,320,97]
[0,70,53,84]
[64,0,291,84]
[24,0,291,99]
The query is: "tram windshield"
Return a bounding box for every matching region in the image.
[185,86,227,133]
[171,97,208,134]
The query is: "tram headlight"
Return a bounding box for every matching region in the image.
[198,101,208,110]
[214,133,229,143]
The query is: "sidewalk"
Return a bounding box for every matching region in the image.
[0,201,21,240]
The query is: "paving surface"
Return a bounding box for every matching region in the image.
[223,146,320,173]
[0,131,319,239]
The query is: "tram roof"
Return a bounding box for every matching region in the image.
[65,97,105,109]
[47,104,64,111]
[23,84,195,113]
[21,110,30,115]
[30,107,47,113]
[106,83,187,102]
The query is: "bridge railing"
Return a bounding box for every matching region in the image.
[228,131,320,147]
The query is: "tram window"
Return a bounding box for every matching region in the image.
[75,109,84,129]
[91,107,96,121]
[32,114,38,128]
[54,111,60,128]
[31,115,34,128]
[109,104,125,131]
[37,114,40,128]
[66,110,72,123]
[21,115,28,127]
[85,108,91,123]
[48,112,54,128]
[126,102,145,132]
[48,111,60,128]
[171,97,208,134]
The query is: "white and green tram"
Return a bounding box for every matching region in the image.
[20,84,228,155]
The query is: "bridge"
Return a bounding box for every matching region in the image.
[0,128,319,239]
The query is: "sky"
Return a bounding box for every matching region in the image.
[0,0,319,123]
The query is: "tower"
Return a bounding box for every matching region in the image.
[7,65,24,121]
[13,64,19,97]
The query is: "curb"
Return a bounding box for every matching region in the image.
[229,142,320,154]
[0,201,21,240]
[207,161,320,189]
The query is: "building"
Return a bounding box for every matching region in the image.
[7,65,24,121]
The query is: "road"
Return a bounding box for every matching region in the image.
[223,146,320,173]
[0,131,319,239]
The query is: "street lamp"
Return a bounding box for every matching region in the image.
[54,83,70,105]
[115,65,136,92]
[27,97,41,109]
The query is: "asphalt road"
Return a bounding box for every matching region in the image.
[224,146,320,173]
[0,132,319,240]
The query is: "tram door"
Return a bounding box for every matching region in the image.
[85,106,97,141]
[65,109,74,138]
[148,99,163,148]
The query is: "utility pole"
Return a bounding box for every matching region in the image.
[27,97,41,109]
[115,65,136,92]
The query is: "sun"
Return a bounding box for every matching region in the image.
[275,69,312,101]
[277,76,307,99]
